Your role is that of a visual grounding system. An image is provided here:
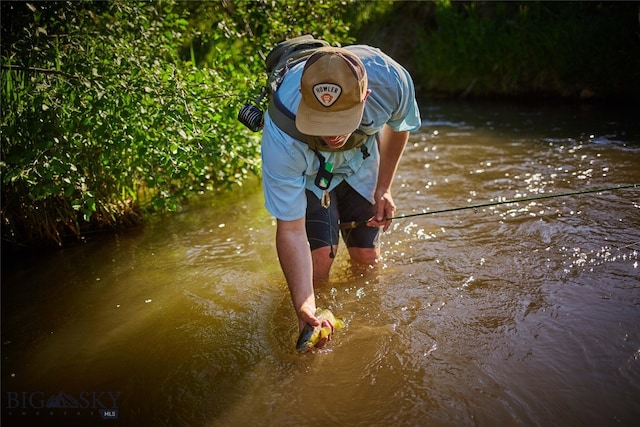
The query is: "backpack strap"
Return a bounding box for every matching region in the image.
[268,90,321,146]
[266,36,330,96]
[265,35,330,74]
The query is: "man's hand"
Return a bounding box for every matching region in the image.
[367,190,396,232]
[297,307,336,350]
[369,126,408,232]
[297,310,337,351]
[298,303,320,332]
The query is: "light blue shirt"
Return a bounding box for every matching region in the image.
[261,45,421,221]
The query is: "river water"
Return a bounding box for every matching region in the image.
[2,100,639,426]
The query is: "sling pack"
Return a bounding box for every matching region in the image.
[238,35,371,156]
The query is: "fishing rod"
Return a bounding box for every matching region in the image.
[339,183,639,230]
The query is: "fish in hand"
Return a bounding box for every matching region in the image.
[296,308,345,353]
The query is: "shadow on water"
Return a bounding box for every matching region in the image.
[2,100,640,426]
[1,180,291,426]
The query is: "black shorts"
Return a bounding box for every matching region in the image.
[305,181,380,251]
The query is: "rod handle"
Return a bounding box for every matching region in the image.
[339,221,360,231]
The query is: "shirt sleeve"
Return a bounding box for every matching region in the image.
[260,113,308,221]
[347,45,421,134]
[387,64,421,133]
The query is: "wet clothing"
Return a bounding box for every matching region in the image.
[261,45,421,247]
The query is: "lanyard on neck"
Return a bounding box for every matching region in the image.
[313,149,334,209]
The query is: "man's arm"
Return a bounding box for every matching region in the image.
[276,217,320,332]
[369,125,410,231]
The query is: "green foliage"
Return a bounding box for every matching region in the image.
[178,0,354,101]
[415,1,640,98]
[1,0,353,247]
[7,0,633,248]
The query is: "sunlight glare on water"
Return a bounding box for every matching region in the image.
[2,100,639,427]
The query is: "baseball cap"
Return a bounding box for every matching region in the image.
[296,47,368,136]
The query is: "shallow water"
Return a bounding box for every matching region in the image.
[2,100,639,426]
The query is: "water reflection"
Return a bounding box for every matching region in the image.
[2,100,639,426]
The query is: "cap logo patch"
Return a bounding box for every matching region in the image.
[313,83,342,107]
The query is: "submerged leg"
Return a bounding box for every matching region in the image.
[312,245,338,285]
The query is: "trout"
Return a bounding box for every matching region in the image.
[296,308,345,353]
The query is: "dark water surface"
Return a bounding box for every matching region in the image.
[2,100,639,426]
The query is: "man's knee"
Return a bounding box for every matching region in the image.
[312,246,336,285]
[347,247,380,266]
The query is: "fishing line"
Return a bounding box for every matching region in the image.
[339,183,639,230]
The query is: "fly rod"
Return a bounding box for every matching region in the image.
[339,183,639,230]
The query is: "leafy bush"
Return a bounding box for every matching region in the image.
[1,0,352,247]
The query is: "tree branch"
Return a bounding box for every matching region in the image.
[0,64,85,80]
